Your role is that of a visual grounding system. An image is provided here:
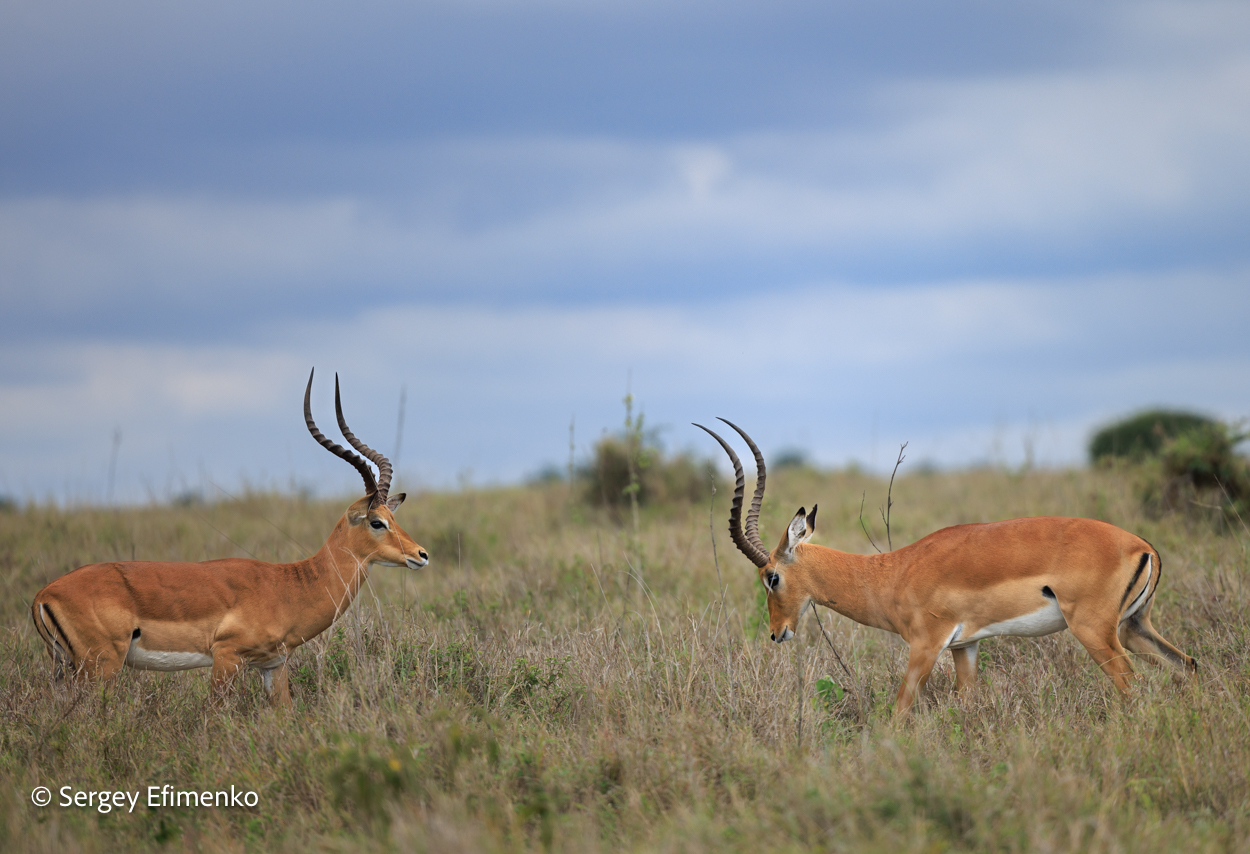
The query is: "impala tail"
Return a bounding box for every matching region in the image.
[31,597,77,678]
[1117,549,1198,672]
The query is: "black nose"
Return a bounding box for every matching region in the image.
[770,632,776,641]
[418,550,428,561]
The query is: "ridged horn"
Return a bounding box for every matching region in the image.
[693,422,771,568]
[334,373,394,504]
[304,369,379,498]
[718,417,767,554]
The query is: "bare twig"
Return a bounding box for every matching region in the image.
[879,442,908,551]
[859,492,882,554]
[567,415,576,507]
[708,474,727,645]
[811,604,866,725]
[1215,480,1245,535]
[188,505,260,560]
[795,641,804,750]
[622,378,645,589]
[622,553,666,656]
[37,681,90,750]
[392,384,406,473]
[106,428,122,505]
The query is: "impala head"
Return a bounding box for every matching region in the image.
[305,369,429,570]
[694,418,816,643]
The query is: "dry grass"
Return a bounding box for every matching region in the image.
[1,466,1248,852]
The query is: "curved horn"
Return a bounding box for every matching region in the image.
[693,422,771,568]
[334,373,393,503]
[717,418,767,554]
[304,369,378,498]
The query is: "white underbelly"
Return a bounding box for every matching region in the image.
[125,639,213,672]
[949,599,1068,648]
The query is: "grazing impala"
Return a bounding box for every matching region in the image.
[30,370,429,707]
[696,419,1196,716]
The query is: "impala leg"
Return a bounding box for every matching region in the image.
[76,643,126,685]
[36,629,69,684]
[1067,621,1135,695]
[1120,606,1198,673]
[895,643,943,717]
[210,648,245,705]
[262,663,292,709]
[951,642,979,692]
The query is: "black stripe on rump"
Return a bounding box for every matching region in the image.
[42,604,76,660]
[1118,553,1150,611]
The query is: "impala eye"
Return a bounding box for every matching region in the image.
[370,519,386,530]
[766,572,780,590]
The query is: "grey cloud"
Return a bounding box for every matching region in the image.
[5,52,1250,343]
[2,1,1248,501]
[3,273,1246,502]
[1,1,1108,191]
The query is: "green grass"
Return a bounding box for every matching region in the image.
[2,466,1248,852]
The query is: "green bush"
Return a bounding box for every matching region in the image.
[1160,421,1249,495]
[772,447,810,470]
[1139,420,1249,524]
[1090,409,1217,462]
[580,435,715,511]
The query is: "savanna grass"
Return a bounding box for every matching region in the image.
[1,467,1247,852]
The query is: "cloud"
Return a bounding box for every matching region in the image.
[5,47,1250,338]
[2,272,1246,502]
[2,15,1248,326]
[1,1,1248,502]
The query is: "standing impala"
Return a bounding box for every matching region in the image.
[696,419,1197,716]
[30,370,429,707]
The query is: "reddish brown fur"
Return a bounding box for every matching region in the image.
[31,494,426,707]
[763,514,1195,716]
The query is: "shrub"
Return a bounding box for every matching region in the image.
[1139,419,1249,524]
[772,447,810,470]
[1160,421,1249,495]
[1089,409,1217,462]
[580,435,715,511]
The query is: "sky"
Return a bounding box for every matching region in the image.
[1,0,1249,503]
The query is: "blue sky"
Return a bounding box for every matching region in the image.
[1,0,1248,502]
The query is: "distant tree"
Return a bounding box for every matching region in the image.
[1089,409,1217,463]
[1158,421,1249,498]
[772,447,810,470]
[1103,411,1250,527]
[580,434,714,515]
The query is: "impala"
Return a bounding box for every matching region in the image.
[696,419,1197,716]
[30,370,429,707]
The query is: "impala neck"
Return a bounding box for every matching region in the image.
[796,545,899,634]
[288,515,375,641]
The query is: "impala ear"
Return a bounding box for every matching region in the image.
[806,504,817,535]
[385,493,406,512]
[347,495,372,524]
[778,506,813,560]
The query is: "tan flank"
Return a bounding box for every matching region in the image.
[696,418,1197,717]
[29,370,429,708]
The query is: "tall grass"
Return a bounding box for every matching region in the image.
[1,467,1247,852]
